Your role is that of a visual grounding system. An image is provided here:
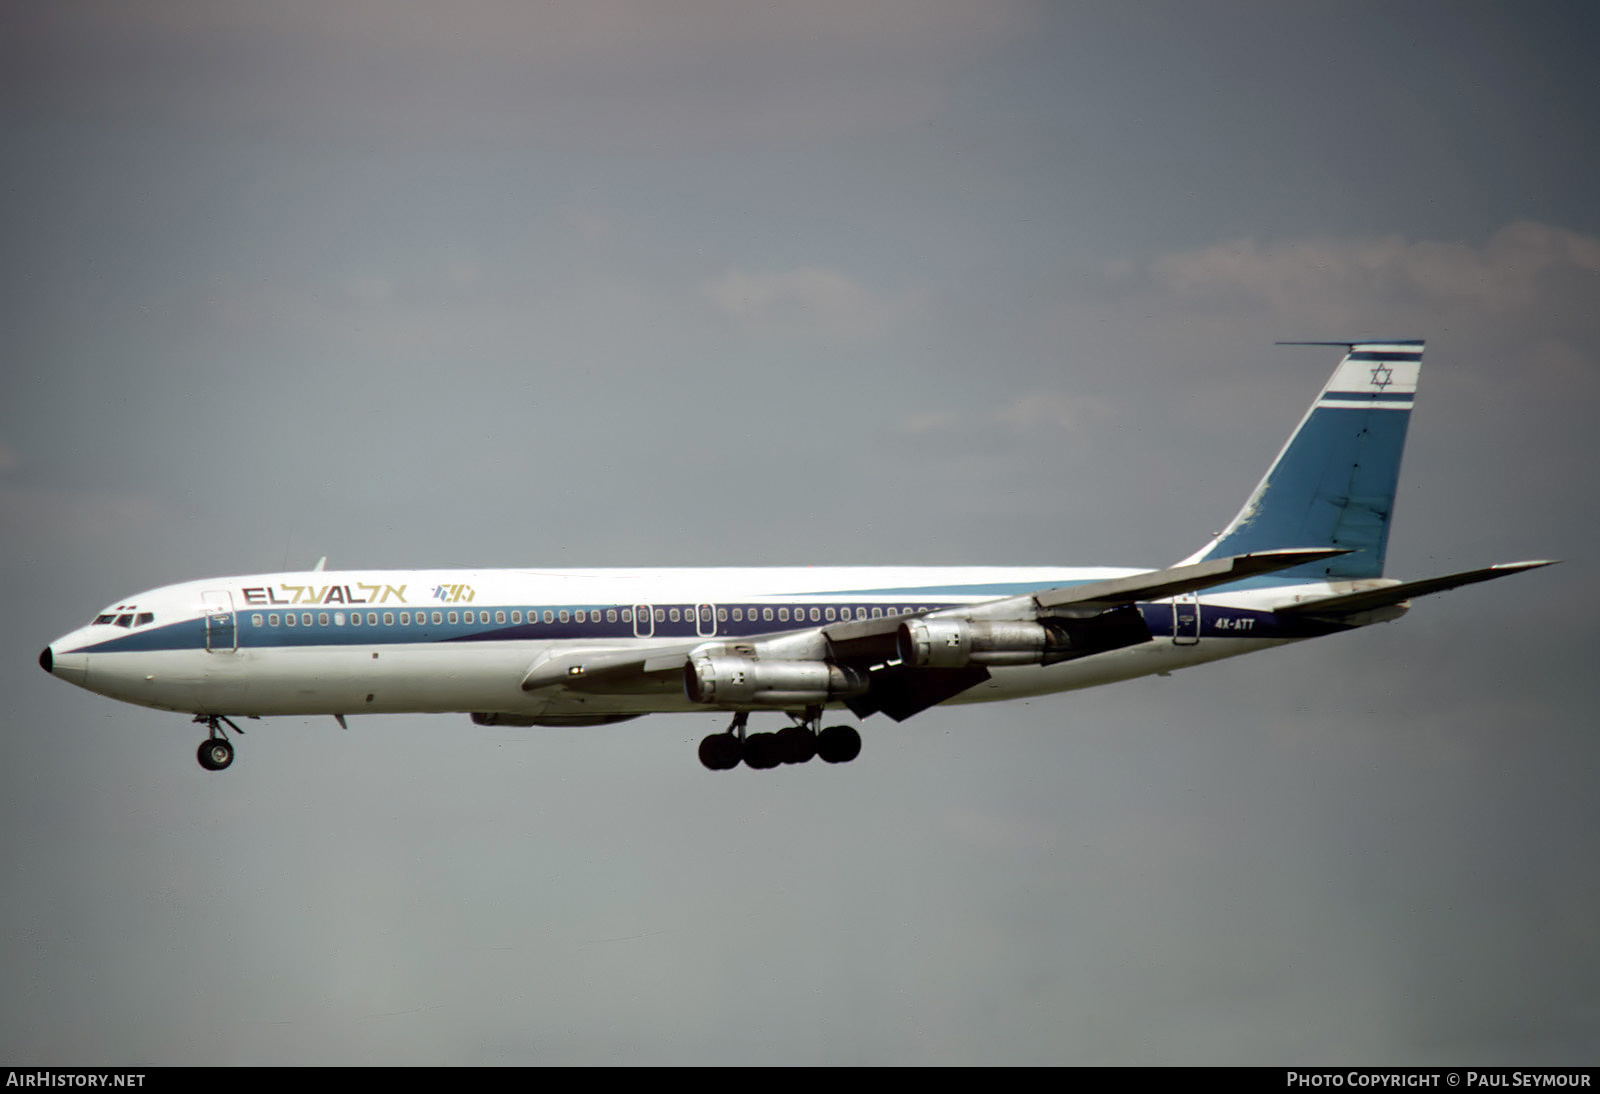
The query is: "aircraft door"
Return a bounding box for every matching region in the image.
[695,603,717,638]
[203,589,237,652]
[633,603,654,638]
[1172,592,1200,646]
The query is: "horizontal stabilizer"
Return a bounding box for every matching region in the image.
[1275,560,1558,617]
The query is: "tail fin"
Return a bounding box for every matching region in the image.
[1182,341,1424,581]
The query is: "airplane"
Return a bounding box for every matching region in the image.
[39,340,1554,773]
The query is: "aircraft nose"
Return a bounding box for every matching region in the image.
[39,646,53,674]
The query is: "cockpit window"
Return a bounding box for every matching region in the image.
[94,614,116,625]
[135,613,154,627]
[114,614,134,628]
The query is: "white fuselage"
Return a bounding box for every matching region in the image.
[44,565,1370,723]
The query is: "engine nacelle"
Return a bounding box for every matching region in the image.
[685,656,867,707]
[897,618,1066,668]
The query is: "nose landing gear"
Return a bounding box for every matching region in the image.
[194,714,244,771]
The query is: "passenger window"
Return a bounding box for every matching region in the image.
[464,611,475,624]
[302,613,313,626]
[496,611,506,624]
[810,607,820,622]
[432,611,443,625]
[763,607,773,621]
[575,610,586,623]
[351,613,362,626]
[268,614,280,626]
[448,611,459,624]
[367,613,377,625]
[286,614,296,627]
[320,613,331,626]
[251,614,263,627]
[717,607,727,621]
[334,612,346,626]
[778,607,789,622]
[732,608,742,621]
[384,613,395,626]
[871,608,882,618]
[543,610,554,623]
[669,608,680,623]
[511,611,521,624]
[606,609,617,622]
[654,608,665,622]
[558,610,569,623]
[621,609,632,623]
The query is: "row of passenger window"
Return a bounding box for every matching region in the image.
[246,604,934,629]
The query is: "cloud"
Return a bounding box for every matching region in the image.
[702,266,924,339]
[1139,220,1600,324]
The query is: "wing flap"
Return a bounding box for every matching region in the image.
[846,665,991,722]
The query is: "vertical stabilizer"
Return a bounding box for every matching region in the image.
[1183,341,1424,581]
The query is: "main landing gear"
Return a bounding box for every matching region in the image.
[698,708,862,771]
[194,714,244,771]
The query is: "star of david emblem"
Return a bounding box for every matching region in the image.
[1369,364,1394,390]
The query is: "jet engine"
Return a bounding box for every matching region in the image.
[897,618,1070,668]
[685,656,867,707]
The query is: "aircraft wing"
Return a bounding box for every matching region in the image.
[822,546,1350,661]
[1273,559,1558,618]
[519,548,1350,709]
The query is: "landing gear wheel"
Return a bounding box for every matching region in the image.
[698,732,743,771]
[776,725,817,764]
[197,737,234,771]
[742,732,782,770]
[816,724,861,764]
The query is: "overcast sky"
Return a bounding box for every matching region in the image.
[3,1,1597,1065]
